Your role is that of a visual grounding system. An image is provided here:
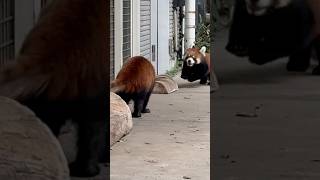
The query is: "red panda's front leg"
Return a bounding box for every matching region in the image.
[141,90,153,113]
[200,76,208,84]
[69,94,107,177]
[132,91,149,117]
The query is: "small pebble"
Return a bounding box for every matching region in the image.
[220,154,230,159]
[145,159,159,163]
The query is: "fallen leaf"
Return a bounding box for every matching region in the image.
[220,154,230,159]
[188,125,197,128]
[145,159,159,163]
[235,112,258,118]
[118,139,127,143]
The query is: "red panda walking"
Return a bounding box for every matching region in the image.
[181,46,211,84]
[111,56,155,117]
[0,0,108,177]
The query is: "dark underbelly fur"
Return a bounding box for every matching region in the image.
[116,88,153,118]
[22,92,108,177]
[181,62,210,84]
[226,0,320,74]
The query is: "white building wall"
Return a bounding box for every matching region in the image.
[153,0,173,75]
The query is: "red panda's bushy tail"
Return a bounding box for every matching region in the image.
[110,80,127,94]
[0,60,50,101]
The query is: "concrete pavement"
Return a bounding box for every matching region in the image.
[212,30,320,180]
[110,76,210,180]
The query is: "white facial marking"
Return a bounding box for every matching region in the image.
[245,0,273,9]
[195,57,201,64]
[245,0,272,16]
[186,57,195,67]
[245,0,292,16]
[276,0,291,8]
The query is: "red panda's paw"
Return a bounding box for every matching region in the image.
[312,66,320,75]
[132,112,142,118]
[226,43,249,57]
[142,108,151,113]
[69,161,100,177]
[200,78,208,85]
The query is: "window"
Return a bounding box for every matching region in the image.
[122,0,131,64]
[0,0,15,68]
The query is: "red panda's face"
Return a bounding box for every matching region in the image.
[183,47,207,67]
[245,0,292,16]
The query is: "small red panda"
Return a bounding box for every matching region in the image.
[181,46,211,84]
[0,0,108,177]
[111,56,155,117]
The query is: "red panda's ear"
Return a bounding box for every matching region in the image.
[200,46,207,57]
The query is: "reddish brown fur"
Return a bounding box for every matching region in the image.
[185,47,211,73]
[0,0,108,101]
[0,0,109,177]
[112,56,155,94]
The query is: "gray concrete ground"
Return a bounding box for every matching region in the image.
[110,76,210,180]
[213,30,320,180]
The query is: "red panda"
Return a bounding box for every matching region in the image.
[227,0,320,73]
[111,56,155,118]
[0,0,108,177]
[181,46,211,84]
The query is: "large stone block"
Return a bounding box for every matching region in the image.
[0,96,69,180]
[110,93,133,146]
[153,75,179,94]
